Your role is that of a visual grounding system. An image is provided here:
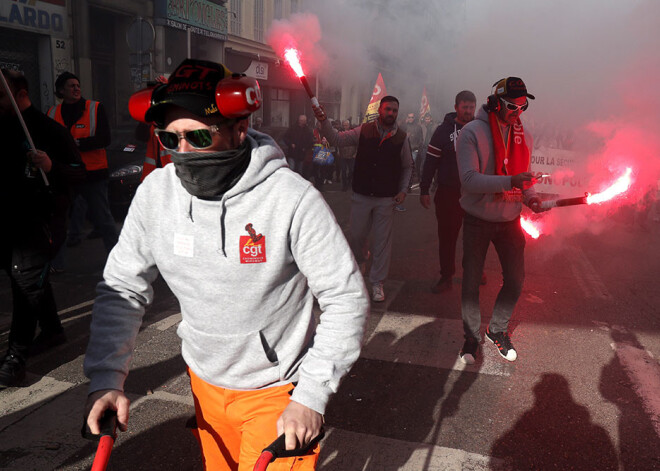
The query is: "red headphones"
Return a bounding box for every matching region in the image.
[128,74,262,123]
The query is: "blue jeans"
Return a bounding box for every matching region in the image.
[68,179,118,253]
[461,213,525,339]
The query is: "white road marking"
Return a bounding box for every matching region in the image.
[131,389,194,408]
[0,375,75,420]
[60,310,92,325]
[362,312,512,376]
[58,299,95,314]
[150,313,183,331]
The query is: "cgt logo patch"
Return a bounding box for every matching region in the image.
[240,223,266,264]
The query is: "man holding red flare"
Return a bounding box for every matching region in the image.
[83,59,369,470]
[456,77,548,364]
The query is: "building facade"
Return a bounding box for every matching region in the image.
[0,0,361,135]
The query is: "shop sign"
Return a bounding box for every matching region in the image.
[0,0,67,36]
[245,61,268,80]
[155,0,227,40]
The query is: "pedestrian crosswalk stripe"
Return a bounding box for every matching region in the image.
[361,312,512,376]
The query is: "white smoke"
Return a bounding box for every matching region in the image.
[281,0,660,237]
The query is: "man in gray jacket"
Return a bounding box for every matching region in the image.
[83,59,369,469]
[456,77,548,365]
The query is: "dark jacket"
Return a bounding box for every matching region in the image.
[1,106,85,260]
[421,112,464,194]
[353,121,407,197]
[283,124,314,161]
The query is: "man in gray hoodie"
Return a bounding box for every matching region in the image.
[455,77,548,365]
[83,59,369,470]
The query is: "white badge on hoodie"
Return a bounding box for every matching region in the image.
[173,233,194,257]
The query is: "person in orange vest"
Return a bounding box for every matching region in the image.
[140,123,172,181]
[49,72,118,254]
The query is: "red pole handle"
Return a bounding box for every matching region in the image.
[91,435,115,471]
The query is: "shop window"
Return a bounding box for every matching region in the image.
[270,88,290,128]
[254,0,264,42]
[230,0,242,35]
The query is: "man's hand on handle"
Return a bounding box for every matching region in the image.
[85,389,130,435]
[312,104,327,122]
[528,196,550,214]
[277,401,323,451]
[420,195,431,209]
[27,150,52,173]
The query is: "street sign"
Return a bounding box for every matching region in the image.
[126,17,154,53]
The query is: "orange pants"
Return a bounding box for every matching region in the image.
[189,368,320,471]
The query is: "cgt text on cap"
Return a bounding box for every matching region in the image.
[492,77,535,100]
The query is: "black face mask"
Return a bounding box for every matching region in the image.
[170,140,251,199]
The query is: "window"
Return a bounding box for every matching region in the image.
[254,0,264,42]
[274,0,283,19]
[270,88,290,127]
[291,0,299,13]
[230,0,241,35]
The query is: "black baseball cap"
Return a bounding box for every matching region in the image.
[492,77,535,100]
[145,58,233,124]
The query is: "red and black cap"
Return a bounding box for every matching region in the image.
[144,58,233,124]
[492,77,535,100]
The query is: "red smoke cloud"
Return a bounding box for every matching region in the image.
[266,13,327,75]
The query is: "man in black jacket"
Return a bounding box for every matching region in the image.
[420,91,477,293]
[283,114,314,177]
[0,69,84,388]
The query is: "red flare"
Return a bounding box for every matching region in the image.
[586,167,633,204]
[521,217,541,239]
[284,48,305,77]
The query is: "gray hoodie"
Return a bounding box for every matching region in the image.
[456,105,537,222]
[83,130,369,414]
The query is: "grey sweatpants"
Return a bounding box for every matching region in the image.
[349,193,396,284]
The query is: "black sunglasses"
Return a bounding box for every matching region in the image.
[500,97,529,112]
[154,125,220,150]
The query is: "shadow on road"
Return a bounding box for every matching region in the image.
[321,318,481,470]
[1,353,190,470]
[490,373,618,470]
[599,326,660,470]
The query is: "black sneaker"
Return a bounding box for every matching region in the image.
[459,337,479,365]
[486,328,517,361]
[30,330,68,356]
[0,354,26,389]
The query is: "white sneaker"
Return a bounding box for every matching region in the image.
[372,282,385,302]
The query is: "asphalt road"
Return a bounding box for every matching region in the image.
[1,182,659,470]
